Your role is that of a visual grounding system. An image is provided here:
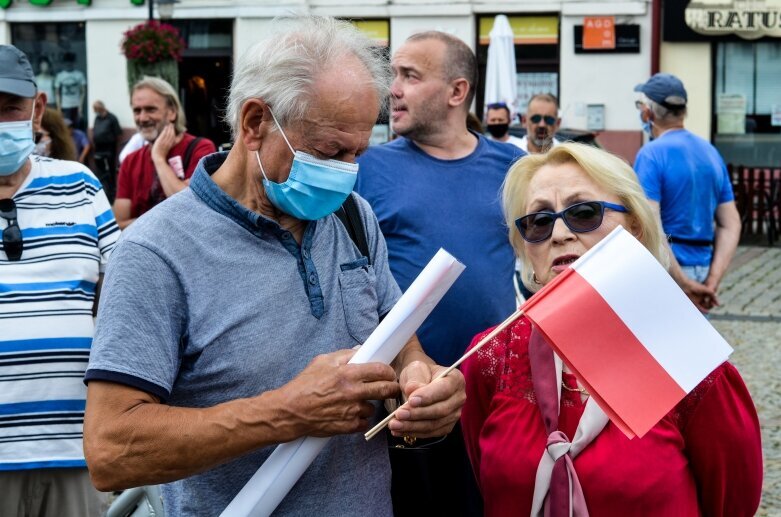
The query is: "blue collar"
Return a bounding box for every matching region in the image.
[190,152,325,317]
[190,152,311,239]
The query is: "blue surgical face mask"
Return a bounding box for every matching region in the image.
[255,109,359,221]
[639,111,654,139]
[0,107,35,176]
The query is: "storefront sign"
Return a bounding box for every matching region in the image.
[685,0,781,40]
[583,16,616,49]
[479,16,559,45]
[717,93,747,134]
[573,24,641,53]
[352,20,389,47]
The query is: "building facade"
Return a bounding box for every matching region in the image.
[662,0,781,167]
[2,0,662,160]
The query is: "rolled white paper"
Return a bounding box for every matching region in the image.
[220,249,465,517]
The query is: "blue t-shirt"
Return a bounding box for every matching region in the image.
[86,153,400,516]
[356,134,524,366]
[634,129,734,266]
[71,129,89,156]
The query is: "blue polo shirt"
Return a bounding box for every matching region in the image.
[85,152,400,516]
[634,129,734,267]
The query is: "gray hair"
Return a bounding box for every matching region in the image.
[641,94,686,123]
[406,31,478,109]
[527,92,559,110]
[132,76,187,134]
[226,16,391,138]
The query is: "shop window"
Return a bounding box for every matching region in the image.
[476,15,560,121]
[168,20,233,148]
[11,23,87,130]
[713,41,781,167]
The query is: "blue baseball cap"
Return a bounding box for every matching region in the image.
[0,45,37,98]
[634,73,687,109]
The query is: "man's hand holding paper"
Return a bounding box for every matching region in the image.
[275,349,400,438]
[389,342,466,439]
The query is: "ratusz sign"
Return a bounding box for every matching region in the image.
[685,0,781,39]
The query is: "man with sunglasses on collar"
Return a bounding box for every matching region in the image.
[517,93,562,154]
[634,73,740,313]
[0,44,118,516]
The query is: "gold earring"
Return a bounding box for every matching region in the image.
[532,272,541,285]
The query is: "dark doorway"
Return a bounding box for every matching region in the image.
[170,19,233,149]
[178,55,232,149]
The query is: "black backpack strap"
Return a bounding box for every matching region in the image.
[335,192,371,265]
[182,137,203,172]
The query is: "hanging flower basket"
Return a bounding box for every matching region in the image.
[121,20,186,92]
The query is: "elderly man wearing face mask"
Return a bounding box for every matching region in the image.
[83,17,465,517]
[633,73,741,314]
[0,44,118,517]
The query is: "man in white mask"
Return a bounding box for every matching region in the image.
[0,44,118,517]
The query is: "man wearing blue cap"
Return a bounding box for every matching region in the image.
[633,73,741,312]
[0,44,116,516]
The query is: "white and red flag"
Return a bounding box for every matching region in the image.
[522,226,733,438]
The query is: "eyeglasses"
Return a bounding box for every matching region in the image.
[0,198,23,261]
[634,100,646,110]
[515,201,628,243]
[529,114,557,125]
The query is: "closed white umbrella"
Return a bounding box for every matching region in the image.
[484,14,517,115]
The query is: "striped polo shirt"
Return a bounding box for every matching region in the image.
[0,155,119,471]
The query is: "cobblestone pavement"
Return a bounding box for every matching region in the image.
[710,246,781,515]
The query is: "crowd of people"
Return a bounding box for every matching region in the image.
[0,13,762,517]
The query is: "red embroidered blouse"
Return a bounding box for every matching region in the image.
[461,316,763,517]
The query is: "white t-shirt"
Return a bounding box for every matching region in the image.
[0,155,120,470]
[54,70,87,109]
[516,135,561,154]
[35,74,56,105]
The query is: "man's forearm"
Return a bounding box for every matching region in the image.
[85,383,296,491]
[152,155,188,197]
[392,335,435,377]
[707,226,740,289]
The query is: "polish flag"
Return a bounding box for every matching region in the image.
[522,226,733,438]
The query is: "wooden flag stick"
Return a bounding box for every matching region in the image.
[364,307,525,441]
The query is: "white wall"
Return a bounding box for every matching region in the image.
[85,20,137,128]
[559,3,651,130]
[0,22,9,45]
[660,42,711,140]
[233,17,277,61]
[390,15,474,54]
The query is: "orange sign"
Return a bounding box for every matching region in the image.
[583,16,616,50]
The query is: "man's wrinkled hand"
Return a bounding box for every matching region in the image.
[274,349,400,440]
[389,360,466,439]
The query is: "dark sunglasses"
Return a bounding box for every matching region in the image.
[515,201,628,243]
[529,114,557,125]
[0,198,23,261]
